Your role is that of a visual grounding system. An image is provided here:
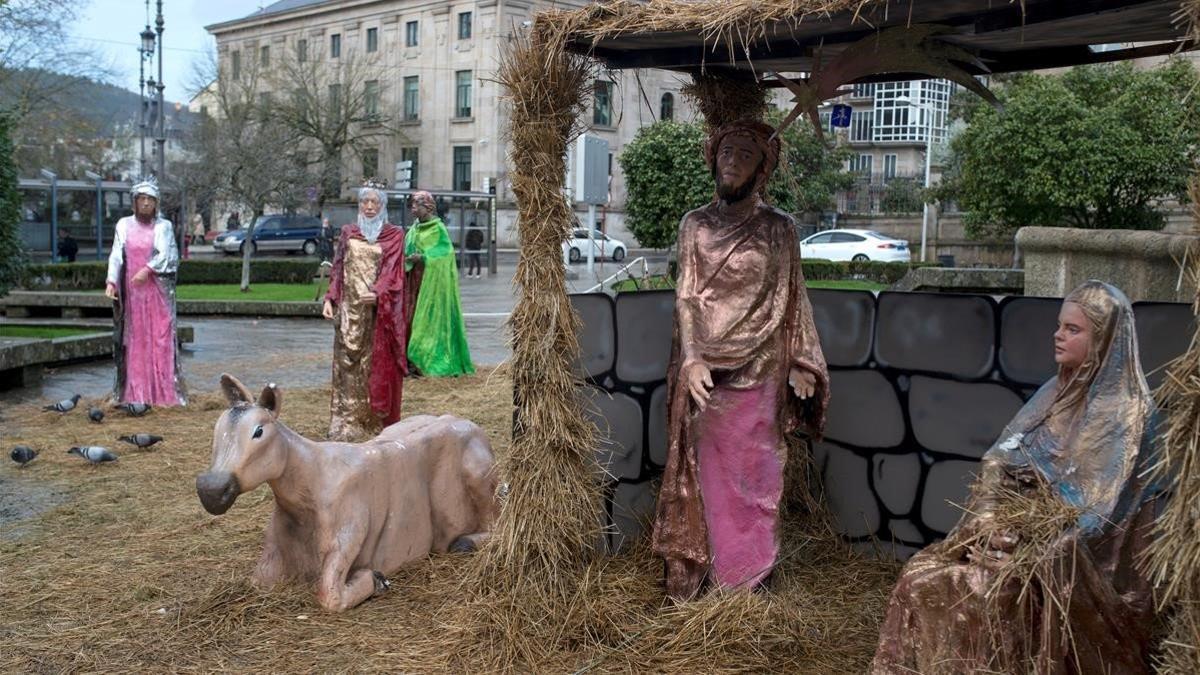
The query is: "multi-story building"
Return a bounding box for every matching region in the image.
[817,79,952,216]
[205,0,694,246]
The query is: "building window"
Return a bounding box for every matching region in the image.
[403,76,419,121]
[366,27,378,53]
[362,148,379,180]
[405,21,418,47]
[327,83,341,111]
[458,12,472,40]
[455,70,472,118]
[851,82,876,99]
[819,111,832,132]
[364,80,380,118]
[260,45,270,66]
[872,79,951,144]
[850,110,873,143]
[849,154,873,174]
[230,50,241,80]
[297,38,307,62]
[401,146,419,188]
[884,154,898,179]
[330,33,341,58]
[453,146,472,191]
[660,92,674,121]
[593,80,613,127]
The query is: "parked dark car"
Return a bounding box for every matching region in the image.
[213,214,323,256]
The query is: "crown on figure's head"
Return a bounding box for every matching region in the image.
[361,177,388,191]
[131,175,160,200]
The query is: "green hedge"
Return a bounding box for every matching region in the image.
[19,259,319,290]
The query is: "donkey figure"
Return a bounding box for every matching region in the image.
[197,374,499,612]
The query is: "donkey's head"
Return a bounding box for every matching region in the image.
[196,374,288,515]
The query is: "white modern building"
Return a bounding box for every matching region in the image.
[818,79,953,215]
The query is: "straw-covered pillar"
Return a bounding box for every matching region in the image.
[1146,175,1200,674]
[459,26,604,667]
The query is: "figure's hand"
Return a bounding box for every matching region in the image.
[409,253,424,266]
[105,282,119,301]
[322,299,335,320]
[683,360,714,410]
[360,291,377,306]
[789,367,817,400]
[132,267,152,285]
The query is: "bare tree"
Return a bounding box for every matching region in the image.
[0,0,114,121]
[268,42,403,205]
[185,52,310,291]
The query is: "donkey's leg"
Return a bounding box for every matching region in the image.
[251,512,287,588]
[314,520,377,612]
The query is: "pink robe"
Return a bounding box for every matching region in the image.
[120,219,179,405]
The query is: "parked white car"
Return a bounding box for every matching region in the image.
[799,229,911,263]
[562,228,627,263]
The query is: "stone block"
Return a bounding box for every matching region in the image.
[998,297,1059,386]
[823,444,880,537]
[887,518,925,545]
[891,267,1024,295]
[1134,301,1196,390]
[921,459,981,534]
[61,307,84,319]
[825,370,905,448]
[909,376,1024,459]
[614,290,674,383]
[871,453,921,516]
[875,292,996,379]
[808,289,875,367]
[647,383,668,467]
[610,480,656,552]
[580,385,643,480]
[1017,226,1199,303]
[851,540,922,562]
[570,293,616,379]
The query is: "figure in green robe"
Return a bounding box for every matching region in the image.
[403,191,475,377]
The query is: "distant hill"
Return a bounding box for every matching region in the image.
[2,69,192,135]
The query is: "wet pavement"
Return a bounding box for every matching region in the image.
[0,260,651,408]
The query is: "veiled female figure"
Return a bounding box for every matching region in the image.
[323,183,408,441]
[104,178,186,406]
[403,191,474,377]
[873,281,1164,674]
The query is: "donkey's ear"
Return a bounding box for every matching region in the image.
[258,382,282,418]
[220,373,254,406]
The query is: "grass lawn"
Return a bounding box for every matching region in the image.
[807,279,889,292]
[0,326,104,339]
[174,283,323,302]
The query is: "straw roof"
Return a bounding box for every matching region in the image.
[540,0,1195,78]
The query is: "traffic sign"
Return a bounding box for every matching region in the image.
[831,104,852,128]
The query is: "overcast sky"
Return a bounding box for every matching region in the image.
[70,0,259,103]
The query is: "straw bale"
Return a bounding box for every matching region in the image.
[1145,174,1200,672]
[682,72,771,132]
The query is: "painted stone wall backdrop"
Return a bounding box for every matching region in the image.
[572,289,1194,559]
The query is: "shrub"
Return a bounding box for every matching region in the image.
[19,259,319,290]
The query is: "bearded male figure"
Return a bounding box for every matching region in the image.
[652,121,830,600]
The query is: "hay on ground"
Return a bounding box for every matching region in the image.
[1,370,898,672]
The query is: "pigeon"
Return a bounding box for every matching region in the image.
[87,407,105,423]
[11,445,38,467]
[118,434,163,449]
[43,394,81,413]
[118,402,152,417]
[67,446,119,465]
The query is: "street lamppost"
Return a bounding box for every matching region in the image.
[40,168,58,262]
[138,10,155,177]
[895,93,936,263]
[153,0,166,182]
